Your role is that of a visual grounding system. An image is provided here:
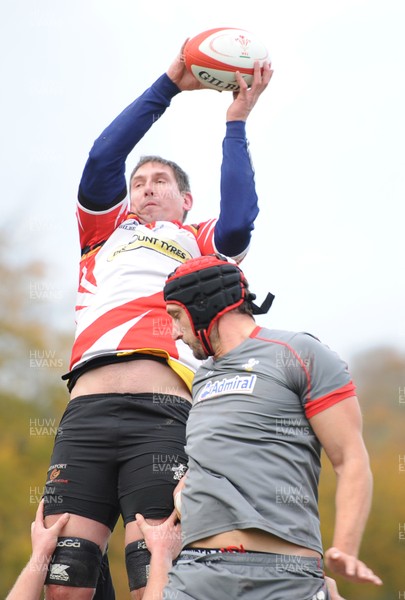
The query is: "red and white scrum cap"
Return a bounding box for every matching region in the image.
[164,255,274,355]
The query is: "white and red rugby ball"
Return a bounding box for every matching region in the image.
[184,27,269,91]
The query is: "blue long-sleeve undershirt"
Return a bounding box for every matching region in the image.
[216,121,259,256]
[78,73,259,257]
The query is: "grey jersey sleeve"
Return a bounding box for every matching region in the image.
[284,332,356,418]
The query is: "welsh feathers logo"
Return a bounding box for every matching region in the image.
[242,358,259,371]
[235,34,252,58]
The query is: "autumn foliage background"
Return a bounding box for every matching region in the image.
[0,237,404,599]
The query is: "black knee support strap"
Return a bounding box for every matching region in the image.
[125,540,151,591]
[45,536,102,588]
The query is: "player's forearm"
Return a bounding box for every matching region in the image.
[332,455,373,556]
[6,555,48,600]
[79,74,181,208]
[214,121,259,257]
[142,548,174,600]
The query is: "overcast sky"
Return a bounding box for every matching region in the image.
[1,0,404,365]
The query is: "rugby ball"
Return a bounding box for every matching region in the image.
[184,27,269,91]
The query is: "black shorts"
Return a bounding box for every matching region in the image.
[43,393,190,530]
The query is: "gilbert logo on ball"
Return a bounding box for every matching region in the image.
[184,27,270,91]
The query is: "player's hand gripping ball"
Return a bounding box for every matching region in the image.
[183,27,270,91]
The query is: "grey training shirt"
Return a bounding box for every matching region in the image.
[180,326,355,553]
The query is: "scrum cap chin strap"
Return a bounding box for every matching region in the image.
[163,255,274,356]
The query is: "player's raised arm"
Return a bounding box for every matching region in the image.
[214,62,272,260]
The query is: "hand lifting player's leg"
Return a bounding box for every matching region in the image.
[44,513,111,600]
[6,501,70,600]
[133,511,182,600]
[124,515,181,600]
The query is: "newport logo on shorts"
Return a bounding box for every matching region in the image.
[196,374,257,402]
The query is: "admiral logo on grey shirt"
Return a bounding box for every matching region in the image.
[196,374,257,403]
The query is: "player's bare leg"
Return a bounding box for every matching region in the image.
[44,514,110,600]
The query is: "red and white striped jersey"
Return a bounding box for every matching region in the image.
[69,199,219,390]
